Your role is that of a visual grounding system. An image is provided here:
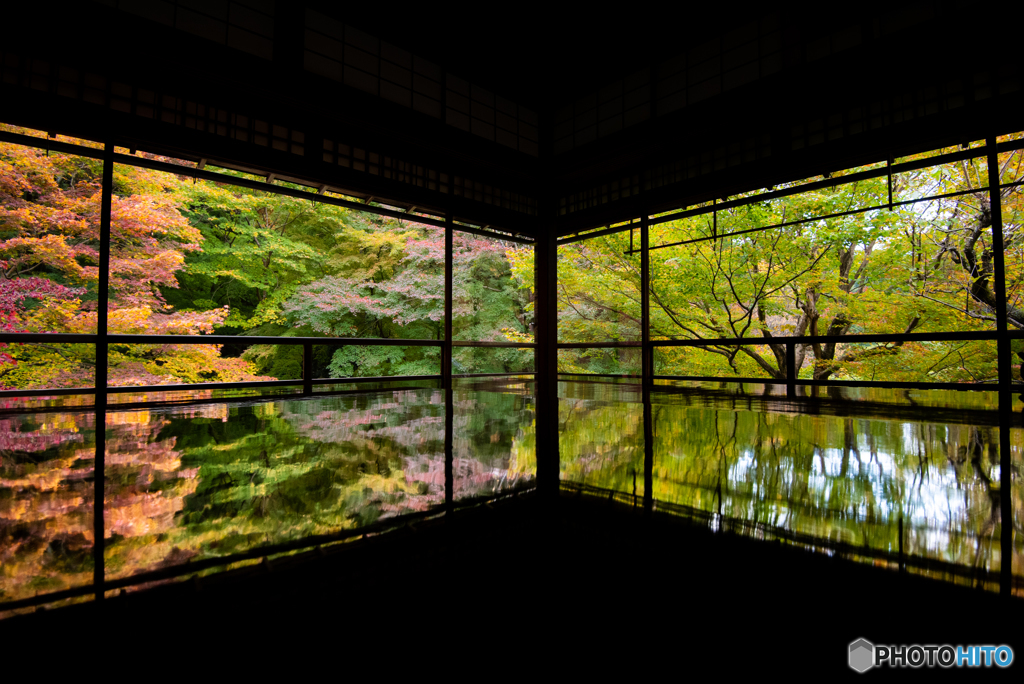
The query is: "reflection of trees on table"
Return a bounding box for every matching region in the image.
[558,395,645,494]
[1,386,537,604]
[554,385,1020,580]
[0,412,96,601]
[452,388,535,496]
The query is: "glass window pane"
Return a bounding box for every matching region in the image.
[107,342,276,386]
[106,386,303,406]
[104,162,444,388]
[312,378,441,393]
[654,344,777,379]
[453,346,532,374]
[650,192,996,384]
[653,379,1000,412]
[283,215,446,341]
[452,232,533,343]
[558,346,640,375]
[228,342,302,381]
[1,136,101,336]
[997,133,1024,187]
[893,151,988,202]
[2,343,95,390]
[1000,136,1024,338]
[557,230,642,343]
[312,344,440,378]
[886,197,996,334]
[831,339,997,384]
[654,339,998,384]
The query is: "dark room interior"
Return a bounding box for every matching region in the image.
[0,1,1021,673]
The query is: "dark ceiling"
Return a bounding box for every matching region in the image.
[313,1,777,111]
[2,1,1022,237]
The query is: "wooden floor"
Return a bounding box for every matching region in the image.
[3,492,1019,679]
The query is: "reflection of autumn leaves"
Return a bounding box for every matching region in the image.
[0,412,96,600]
[290,391,447,514]
[397,454,507,509]
[108,390,237,407]
[452,457,506,496]
[0,411,200,601]
[646,404,1022,576]
[104,411,198,540]
[0,451,92,521]
[559,398,644,490]
[403,454,446,488]
[0,415,85,453]
[287,390,530,510]
[2,390,536,603]
[452,392,535,496]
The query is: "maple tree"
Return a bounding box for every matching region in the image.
[0,133,271,388]
[3,126,1022,609]
[530,138,1024,383]
[0,126,536,390]
[5,124,1018,389]
[283,228,532,377]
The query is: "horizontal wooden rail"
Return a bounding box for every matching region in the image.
[557,341,643,348]
[0,375,444,401]
[0,332,445,345]
[650,330,999,346]
[452,341,537,348]
[652,375,999,391]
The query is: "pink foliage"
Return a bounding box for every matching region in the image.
[0,276,85,314]
[286,229,513,333]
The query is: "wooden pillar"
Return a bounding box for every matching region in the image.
[93,141,113,602]
[444,214,454,509]
[987,136,1013,598]
[641,216,654,513]
[534,233,559,497]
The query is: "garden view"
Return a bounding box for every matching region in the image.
[552,136,1024,381]
[1,126,1022,607]
[0,125,534,391]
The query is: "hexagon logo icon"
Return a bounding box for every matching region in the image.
[849,638,875,673]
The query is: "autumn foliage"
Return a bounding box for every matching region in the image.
[0,128,534,389]
[539,139,1024,382]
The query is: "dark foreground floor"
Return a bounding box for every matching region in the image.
[3,491,1020,679]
